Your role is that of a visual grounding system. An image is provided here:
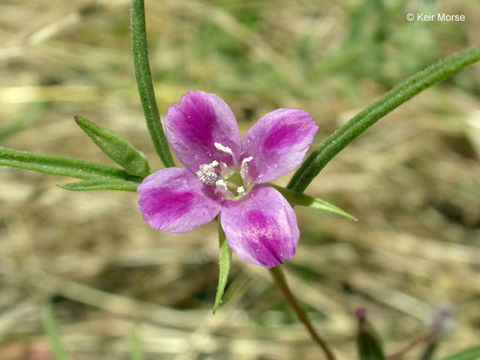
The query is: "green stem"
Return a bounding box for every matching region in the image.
[130,0,175,168]
[288,45,480,193]
[269,266,336,360]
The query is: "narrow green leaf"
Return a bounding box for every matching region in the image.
[75,115,151,177]
[213,222,232,314]
[271,184,357,221]
[131,0,175,168]
[288,46,480,193]
[58,180,139,192]
[128,326,144,360]
[0,147,143,182]
[439,345,480,360]
[42,306,69,360]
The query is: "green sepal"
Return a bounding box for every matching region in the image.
[271,184,357,221]
[0,146,142,182]
[58,180,139,192]
[74,115,151,177]
[213,221,232,314]
[439,345,480,360]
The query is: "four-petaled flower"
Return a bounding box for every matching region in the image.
[138,91,318,268]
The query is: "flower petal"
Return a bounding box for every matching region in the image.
[220,186,299,268]
[165,91,241,172]
[138,168,221,233]
[242,109,318,183]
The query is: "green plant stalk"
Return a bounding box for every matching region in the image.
[288,45,480,193]
[131,0,175,168]
[128,326,145,360]
[42,306,69,360]
[269,266,336,360]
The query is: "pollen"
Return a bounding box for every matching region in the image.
[196,160,219,185]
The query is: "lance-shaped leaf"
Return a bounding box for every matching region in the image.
[59,180,139,192]
[75,115,151,177]
[288,45,480,193]
[356,308,386,360]
[213,222,232,314]
[270,184,357,221]
[439,345,480,360]
[0,147,142,182]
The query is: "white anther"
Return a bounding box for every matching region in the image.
[214,142,234,157]
[241,156,253,167]
[196,160,219,185]
[237,186,246,195]
[215,179,228,191]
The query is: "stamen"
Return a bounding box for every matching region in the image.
[237,186,246,195]
[196,160,219,185]
[240,156,253,185]
[214,142,238,170]
[215,179,228,191]
[214,142,234,156]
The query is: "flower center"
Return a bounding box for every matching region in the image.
[195,142,253,200]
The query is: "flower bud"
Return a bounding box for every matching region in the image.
[356,308,386,360]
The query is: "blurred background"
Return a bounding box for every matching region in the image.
[0,0,479,359]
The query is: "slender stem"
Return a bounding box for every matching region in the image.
[269,266,336,360]
[130,0,175,168]
[288,45,480,193]
[387,331,437,360]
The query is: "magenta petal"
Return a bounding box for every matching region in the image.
[165,91,241,172]
[242,109,318,183]
[138,168,221,233]
[220,186,299,268]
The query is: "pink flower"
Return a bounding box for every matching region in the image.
[138,91,318,268]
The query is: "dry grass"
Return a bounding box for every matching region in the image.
[0,0,479,359]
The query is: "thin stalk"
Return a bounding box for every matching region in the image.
[130,0,175,168]
[269,266,336,360]
[387,332,437,360]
